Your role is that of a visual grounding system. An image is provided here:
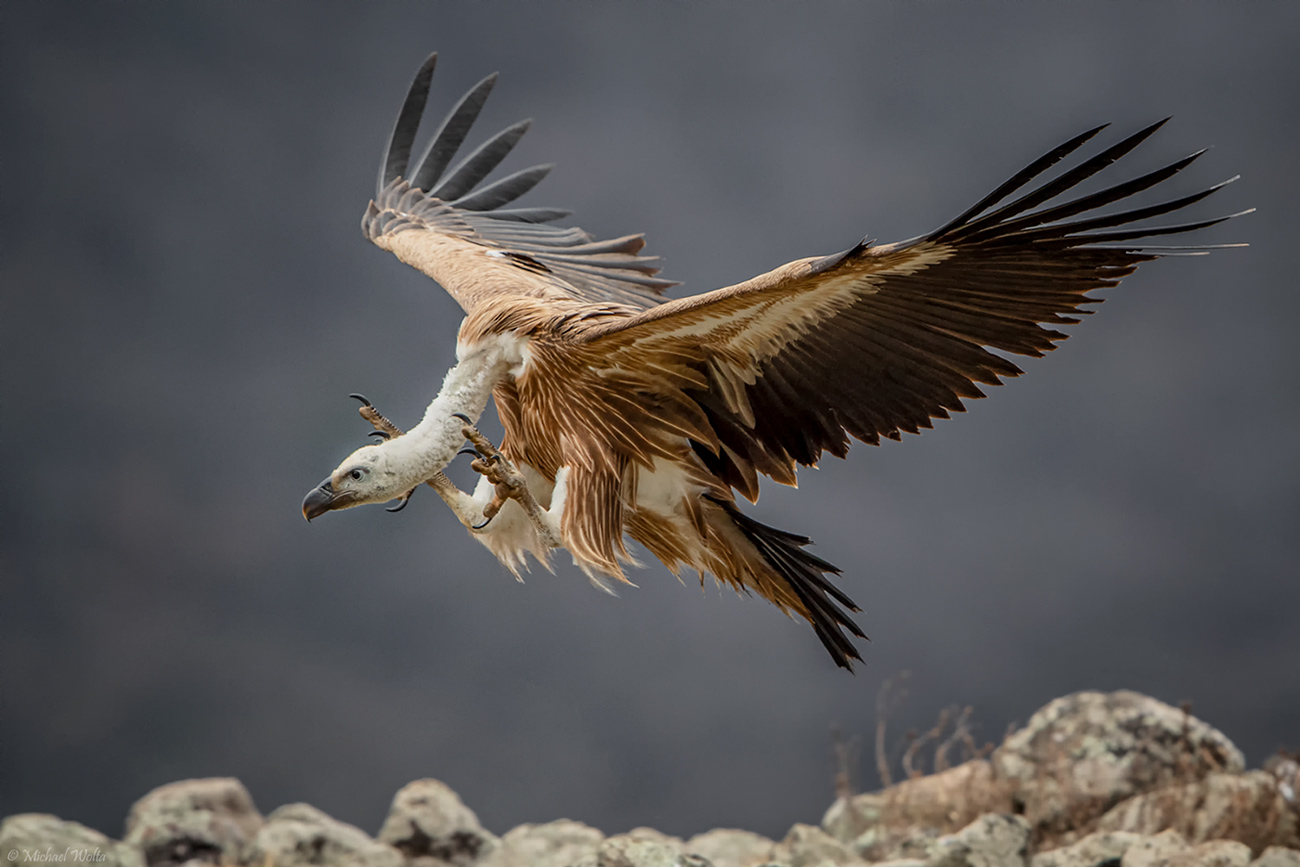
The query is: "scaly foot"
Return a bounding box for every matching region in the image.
[454,415,557,546]
[455,418,527,524]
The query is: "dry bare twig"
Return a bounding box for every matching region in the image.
[875,672,911,788]
[935,705,974,773]
[904,707,951,779]
[831,723,862,800]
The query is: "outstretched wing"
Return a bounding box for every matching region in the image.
[575,120,1248,501]
[362,54,676,314]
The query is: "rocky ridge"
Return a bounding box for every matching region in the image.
[2,691,1295,867]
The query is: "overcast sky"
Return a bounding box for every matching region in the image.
[1,0,1296,844]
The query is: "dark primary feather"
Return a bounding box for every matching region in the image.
[692,122,1247,486]
[412,72,499,192]
[1005,175,1235,244]
[963,149,1208,244]
[932,123,1110,237]
[429,119,533,202]
[947,118,1173,240]
[379,53,438,196]
[452,164,553,212]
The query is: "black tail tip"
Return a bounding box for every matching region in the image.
[721,499,867,670]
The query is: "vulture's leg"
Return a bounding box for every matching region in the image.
[458,420,561,548]
[424,470,487,526]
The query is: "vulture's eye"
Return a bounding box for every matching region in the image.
[349,469,364,482]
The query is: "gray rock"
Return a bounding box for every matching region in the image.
[684,829,777,867]
[823,794,886,847]
[1031,831,1147,867]
[1096,771,1299,854]
[476,819,604,867]
[993,692,1244,837]
[0,814,145,867]
[624,826,687,851]
[1166,840,1253,867]
[572,833,697,867]
[863,826,944,863]
[629,826,691,847]
[376,779,499,866]
[922,814,1031,867]
[1262,757,1298,809]
[122,777,262,866]
[246,802,403,867]
[1251,847,1300,867]
[1121,830,1192,867]
[824,762,1012,849]
[773,822,861,866]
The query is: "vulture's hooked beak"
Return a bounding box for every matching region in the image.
[302,478,345,521]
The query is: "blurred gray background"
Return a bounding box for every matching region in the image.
[1,0,1296,844]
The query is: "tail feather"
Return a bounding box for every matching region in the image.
[718,499,866,670]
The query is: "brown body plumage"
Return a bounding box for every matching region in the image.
[305,53,1246,669]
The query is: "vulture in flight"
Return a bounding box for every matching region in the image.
[303,53,1245,669]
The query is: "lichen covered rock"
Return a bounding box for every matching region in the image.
[993,691,1244,837]
[476,819,605,867]
[1097,771,1298,854]
[774,821,861,866]
[377,778,499,866]
[0,814,144,867]
[246,802,404,867]
[1176,840,1254,867]
[924,813,1031,867]
[684,828,777,867]
[1031,830,1146,867]
[574,832,694,867]
[0,691,1291,867]
[1121,829,1194,867]
[824,760,1014,859]
[1253,847,1300,867]
[123,776,262,866]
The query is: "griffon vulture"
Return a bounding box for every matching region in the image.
[302,54,1245,669]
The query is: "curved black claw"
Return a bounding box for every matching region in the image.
[471,514,493,531]
[451,412,473,425]
[369,430,392,440]
[457,447,482,458]
[349,393,373,407]
[386,494,413,513]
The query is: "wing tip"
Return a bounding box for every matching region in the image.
[368,53,678,305]
[378,53,441,196]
